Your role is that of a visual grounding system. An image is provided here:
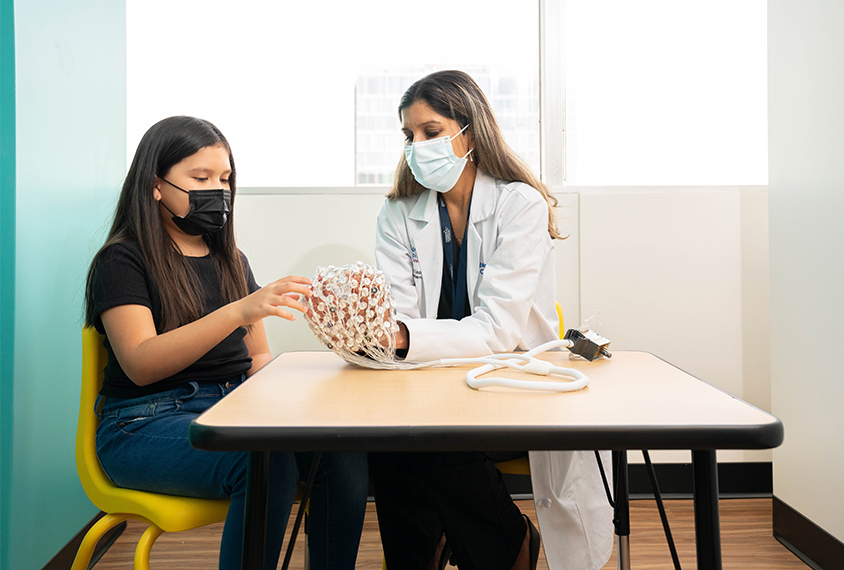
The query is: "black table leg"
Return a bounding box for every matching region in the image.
[612,451,631,570]
[243,450,270,570]
[692,450,722,570]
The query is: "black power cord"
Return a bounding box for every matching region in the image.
[642,450,682,570]
[594,450,616,509]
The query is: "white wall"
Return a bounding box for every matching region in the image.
[236,185,771,465]
[235,192,385,355]
[580,187,771,465]
[769,0,844,542]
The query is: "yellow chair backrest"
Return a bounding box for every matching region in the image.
[77,326,118,512]
[555,301,565,340]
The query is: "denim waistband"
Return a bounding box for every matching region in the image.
[97,374,246,420]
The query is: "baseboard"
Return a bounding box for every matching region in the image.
[503,461,773,499]
[773,496,844,570]
[628,461,772,498]
[42,512,125,570]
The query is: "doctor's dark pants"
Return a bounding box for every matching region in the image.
[368,451,528,570]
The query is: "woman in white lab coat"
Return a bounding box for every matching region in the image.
[369,70,614,570]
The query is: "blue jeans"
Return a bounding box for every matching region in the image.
[96,377,368,570]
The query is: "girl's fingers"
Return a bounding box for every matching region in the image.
[273,306,296,321]
[274,275,312,287]
[272,282,312,297]
[271,295,308,315]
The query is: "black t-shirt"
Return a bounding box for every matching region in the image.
[90,241,260,398]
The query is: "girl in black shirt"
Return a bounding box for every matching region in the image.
[84,116,367,570]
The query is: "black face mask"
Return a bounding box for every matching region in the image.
[159,179,231,236]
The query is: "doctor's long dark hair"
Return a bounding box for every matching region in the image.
[389,70,562,239]
[84,116,250,333]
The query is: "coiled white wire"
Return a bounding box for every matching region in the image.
[416,338,590,392]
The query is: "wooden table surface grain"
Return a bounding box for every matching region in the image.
[191,351,782,453]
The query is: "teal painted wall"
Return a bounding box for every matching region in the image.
[1,0,17,568]
[7,1,125,567]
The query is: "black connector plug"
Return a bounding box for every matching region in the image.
[564,329,612,361]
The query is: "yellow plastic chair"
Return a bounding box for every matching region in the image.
[555,301,565,341]
[71,327,230,570]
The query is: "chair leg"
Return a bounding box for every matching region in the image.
[70,513,132,570]
[134,523,165,570]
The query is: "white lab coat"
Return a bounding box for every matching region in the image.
[374,170,614,570]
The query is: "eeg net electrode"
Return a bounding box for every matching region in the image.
[304,262,403,369]
[303,262,596,391]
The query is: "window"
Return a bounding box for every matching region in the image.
[564,0,767,185]
[128,1,766,189]
[127,0,540,188]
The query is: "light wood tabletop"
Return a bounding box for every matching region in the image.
[190,350,782,453]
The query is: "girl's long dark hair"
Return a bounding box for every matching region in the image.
[85,116,249,333]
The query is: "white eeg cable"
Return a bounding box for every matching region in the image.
[420,338,590,392]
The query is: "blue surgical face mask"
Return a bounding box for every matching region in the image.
[404,124,473,193]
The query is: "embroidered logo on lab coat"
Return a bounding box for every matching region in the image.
[411,246,422,280]
[479,262,486,275]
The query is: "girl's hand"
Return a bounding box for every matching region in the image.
[235,276,312,326]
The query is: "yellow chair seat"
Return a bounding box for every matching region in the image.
[494,456,532,476]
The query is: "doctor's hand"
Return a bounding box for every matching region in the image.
[395,321,409,350]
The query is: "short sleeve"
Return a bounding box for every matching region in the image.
[90,242,154,333]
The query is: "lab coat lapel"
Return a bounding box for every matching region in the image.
[467,172,496,306]
[408,190,443,317]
